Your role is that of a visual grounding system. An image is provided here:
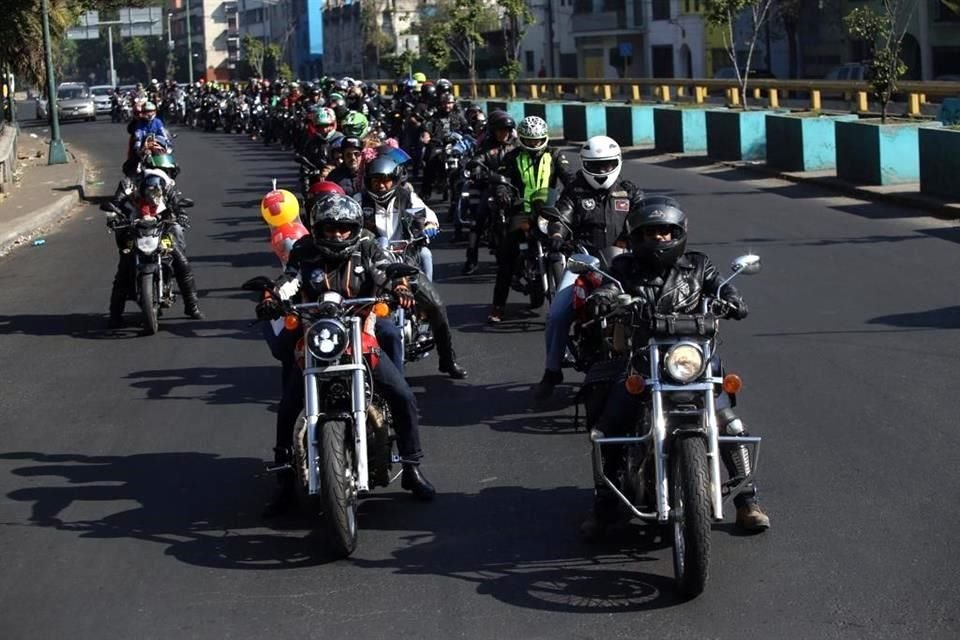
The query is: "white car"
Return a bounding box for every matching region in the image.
[90,85,114,114]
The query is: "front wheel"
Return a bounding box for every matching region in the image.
[319,419,358,557]
[138,272,159,335]
[670,436,711,598]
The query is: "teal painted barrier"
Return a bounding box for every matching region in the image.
[562,104,588,142]
[654,107,711,153]
[836,120,941,185]
[605,105,655,147]
[585,104,606,139]
[706,110,772,161]
[919,127,960,198]
[766,113,858,172]
[507,101,526,127]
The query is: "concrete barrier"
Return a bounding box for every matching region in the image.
[706,110,773,162]
[836,119,941,185]
[654,106,712,153]
[765,113,858,172]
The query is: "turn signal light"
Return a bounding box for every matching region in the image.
[372,302,391,318]
[284,315,300,331]
[624,374,646,395]
[519,220,531,232]
[722,374,743,394]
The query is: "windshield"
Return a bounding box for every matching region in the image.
[57,88,87,100]
[91,87,111,96]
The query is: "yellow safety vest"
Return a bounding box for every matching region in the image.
[517,152,552,213]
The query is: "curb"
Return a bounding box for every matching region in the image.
[0,148,87,256]
[619,145,960,221]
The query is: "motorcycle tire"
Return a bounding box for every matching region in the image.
[319,419,359,558]
[669,435,711,598]
[139,272,159,335]
[528,272,546,310]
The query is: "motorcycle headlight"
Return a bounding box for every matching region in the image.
[663,342,706,383]
[136,235,160,253]
[307,318,348,362]
[537,216,550,236]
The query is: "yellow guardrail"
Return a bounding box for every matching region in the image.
[383,78,960,116]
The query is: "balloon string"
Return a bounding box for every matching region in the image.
[272,178,277,191]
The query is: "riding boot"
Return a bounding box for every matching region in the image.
[717,408,770,531]
[416,281,467,379]
[462,245,479,275]
[108,278,127,328]
[172,249,204,319]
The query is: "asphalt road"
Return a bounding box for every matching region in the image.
[1,112,958,640]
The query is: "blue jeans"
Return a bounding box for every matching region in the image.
[418,246,434,282]
[543,282,575,373]
[375,317,405,375]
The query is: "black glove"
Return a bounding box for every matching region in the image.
[176,213,191,228]
[721,296,749,320]
[255,297,283,321]
[548,234,564,253]
[587,289,618,317]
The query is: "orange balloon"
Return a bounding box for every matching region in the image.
[270,221,309,264]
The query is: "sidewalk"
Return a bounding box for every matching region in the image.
[620,146,960,220]
[0,126,86,256]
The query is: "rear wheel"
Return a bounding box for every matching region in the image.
[138,272,159,335]
[670,436,711,598]
[319,419,358,557]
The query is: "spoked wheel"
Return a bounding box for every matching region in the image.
[670,436,711,598]
[139,272,159,335]
[319,419,359,557]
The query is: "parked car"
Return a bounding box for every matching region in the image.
[825,63,869,82]
[90,85,113,114]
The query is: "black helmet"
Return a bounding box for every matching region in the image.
[310,194,363,260]
[365,155,401,205]
[488,109,515,132]
[436,78,453,94]
[420,83,437,101]
[625,202,688,269]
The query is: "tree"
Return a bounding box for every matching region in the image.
[361,0,394,77]
[241,34,266,78]
[705,0,777,109]
[122,36,152,81]
[497,0,535,80]
[382,50,419,79]
[411,0,499,90]
[844,0,920,123]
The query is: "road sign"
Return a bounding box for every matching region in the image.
[618,42,633,58]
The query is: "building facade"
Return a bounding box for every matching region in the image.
[168,0,241,82]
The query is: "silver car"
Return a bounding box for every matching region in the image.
[53,83,96,122]
[90,85,114,114]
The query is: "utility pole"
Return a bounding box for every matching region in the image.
[41,0,67,164]
[185,0,195,83]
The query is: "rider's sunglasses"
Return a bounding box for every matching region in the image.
[321,223,355,234]
[640,225,674,238]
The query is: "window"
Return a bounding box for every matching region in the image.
[525,50,535,73]
[652,0,670,20]
[573,0,592,13]
[603,0,625,10]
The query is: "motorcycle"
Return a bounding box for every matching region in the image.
[100,194,195,335]
[377,208,435,363]
[249,262,421,557]
[569,253,762,597]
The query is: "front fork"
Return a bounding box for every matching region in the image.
[305,317,370,495]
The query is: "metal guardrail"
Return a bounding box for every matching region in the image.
[0,120,17,194]
[387,77,960,117]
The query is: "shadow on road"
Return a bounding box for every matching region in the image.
[125,364,278,405]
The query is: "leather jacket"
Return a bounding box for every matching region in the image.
[601,252,744,316]
[282,234,390,302]
[555,173,644,251]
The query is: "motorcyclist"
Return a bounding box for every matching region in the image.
[579,201,770,539]
[420,93,471,201]
[124,101,173,177]
[106,172,204,327]
[258,194,436,513]
[487,115,574,323]
[356,156,468,379]
[462,110,518,275]
[300,106,342,173]
[325,136,365,196]
[533,136,644,400]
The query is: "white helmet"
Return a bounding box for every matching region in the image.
[580,135,622,190]
[517,116,549,153]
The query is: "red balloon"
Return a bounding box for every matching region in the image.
[270,221,309,265]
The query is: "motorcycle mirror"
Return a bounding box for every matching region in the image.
[566,254,600,274]
[384,263,420,280]
[179,197,195,208]
[730,254,761,276]
[100,201,121,214]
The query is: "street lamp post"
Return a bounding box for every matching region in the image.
[41,0,67,164]
[185,0,194,84]
[107,26,117,87]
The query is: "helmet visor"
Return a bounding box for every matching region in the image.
[583,159,619,175]
[519,136,547,150]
